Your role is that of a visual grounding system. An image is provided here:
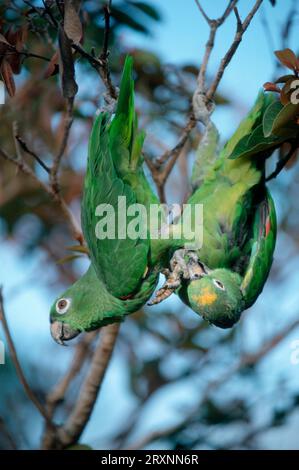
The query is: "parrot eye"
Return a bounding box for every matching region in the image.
[213,279,225,290]
[56,298,71,314]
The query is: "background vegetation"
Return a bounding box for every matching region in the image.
[1,0,299,450]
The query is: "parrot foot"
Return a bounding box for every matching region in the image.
[148,250,208,306]
[148,268,182,305]
[170,249,207,281]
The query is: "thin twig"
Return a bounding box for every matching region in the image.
[42,332,98,449]
[266,142,299,181]
[3,49,51,62]
[194,0,211,24]
[46,332,98,418]
[0,147,83,242]
[50,98,74,192]
[98,0,118,102]
[147,116,196,202]
[196,0,238,91]
[15,133,50,174]
[43,323,120,449]
[127,317,299,449]
[0,287,55,431]
[0,416,17,450]
[150,0,240,198]
[207,0,264,101]
[101,0,112,61]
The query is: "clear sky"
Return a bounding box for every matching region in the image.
[125,0,298,134]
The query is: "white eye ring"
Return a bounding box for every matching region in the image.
[213,279,225,291]
[56,298,71,315]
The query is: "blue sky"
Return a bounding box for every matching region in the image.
[126,0,299,134]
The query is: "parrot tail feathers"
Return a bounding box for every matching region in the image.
[109,55,145,175]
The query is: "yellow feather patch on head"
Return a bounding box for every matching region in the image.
[192,287,217,306]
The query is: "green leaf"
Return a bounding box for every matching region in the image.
[270,102,299,136]
[262,100,283,137]
[128,1,161,21]
[275,74,295,84]
[228,124,282,160]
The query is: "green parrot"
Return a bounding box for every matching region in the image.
[50,56,299,344]
[50,57,161,344]
[172,93,299,328]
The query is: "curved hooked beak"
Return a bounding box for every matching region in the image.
[50,320,81,345]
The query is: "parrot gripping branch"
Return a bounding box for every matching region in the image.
[148,0,264,202]
[149,250,208,306]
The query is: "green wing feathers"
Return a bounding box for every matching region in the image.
[82,57,159,298]
[241,190,277,308]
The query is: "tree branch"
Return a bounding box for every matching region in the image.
[0,147,83,243]
[206,0,264,101]
[127,317,299,449]
[50,97,74,193]
[41,331,98,449]
[0,287,55,431]
[14,131,50,174]
[43,323,120,449]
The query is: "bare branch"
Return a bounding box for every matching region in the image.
[150,0,240,197]
[207,0,264,101]
[266,142,299,181]
[69,2,117,103]
[50,97,74,192]
[128,317,299,449]
[0,416,17,450]
[196,0,238,92]
[43,323,120,449]
[0,147,83,243]
[194,0,211,24]
[46,332,98,418]
[42,332,98,449]
[98,0,117,102]
[0,287,55,431]
[14,131,50,174]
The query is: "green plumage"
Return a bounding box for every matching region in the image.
[50,57,161,340]
[50,265,157,333]
[177,92,297,327]
[49,58,299,343]
[82,57,160,298]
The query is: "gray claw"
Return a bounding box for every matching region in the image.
[149,249,209,307]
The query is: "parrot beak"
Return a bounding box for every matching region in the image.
[50,320,80,345]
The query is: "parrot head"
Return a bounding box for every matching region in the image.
[49,266,124,345]
[182,268,245,328]
[50,283,88,345]
[49,265,157,345]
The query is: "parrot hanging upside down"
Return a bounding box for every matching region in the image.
[50,56,299,344]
